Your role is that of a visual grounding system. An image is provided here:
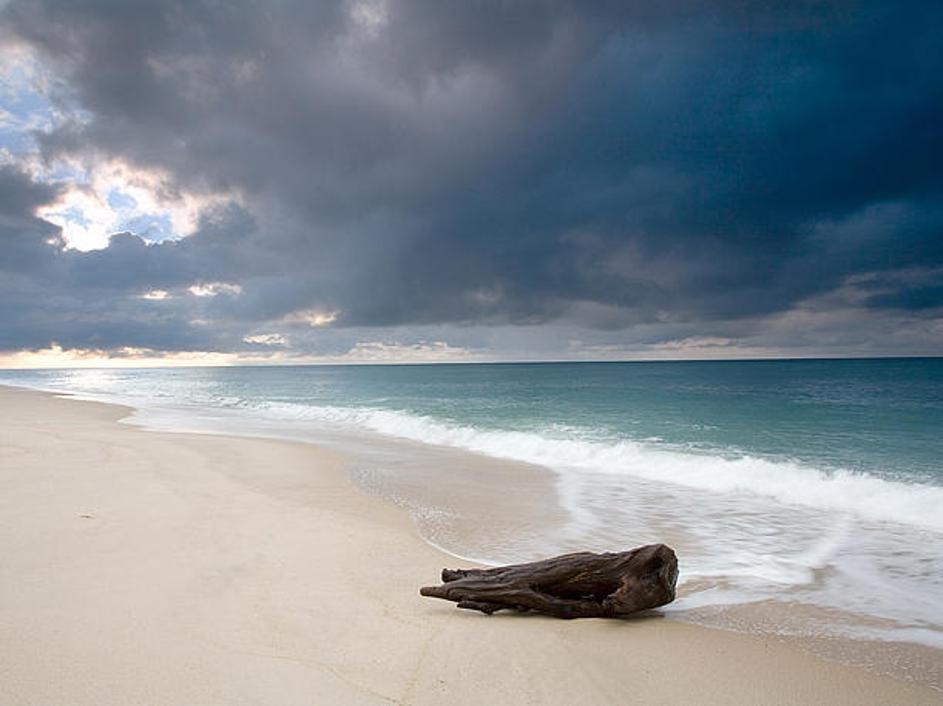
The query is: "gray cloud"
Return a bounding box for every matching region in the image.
[0,0,941,357]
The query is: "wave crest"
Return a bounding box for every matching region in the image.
[253,401,943,533]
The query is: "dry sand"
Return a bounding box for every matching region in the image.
[0,386,939,705]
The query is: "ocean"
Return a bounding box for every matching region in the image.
[2,359,941,650]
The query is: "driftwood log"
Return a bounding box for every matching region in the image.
[420,543,677,618]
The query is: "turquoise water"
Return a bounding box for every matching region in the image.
[7,359,939,479]
[3,359,942,646]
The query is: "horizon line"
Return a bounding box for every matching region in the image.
[1,353,941,372]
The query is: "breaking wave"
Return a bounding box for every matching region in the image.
[251,401,943,533]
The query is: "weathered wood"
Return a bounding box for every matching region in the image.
[420,543,677,618]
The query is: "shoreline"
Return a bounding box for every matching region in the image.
[0,385,940,704]
[11,381,941,660]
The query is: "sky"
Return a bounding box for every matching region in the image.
[0,0,941,367]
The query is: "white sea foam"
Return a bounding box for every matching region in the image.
[250,401,943,534]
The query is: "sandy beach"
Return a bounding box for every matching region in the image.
[0,386,939,705]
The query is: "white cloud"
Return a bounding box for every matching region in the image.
[188,282,243,297]
[349,0,388,37]
[344,340,474,362]
[653,336,736,351]
[281,309,339,326]
[242,333,287,346]
[32,158,240,251]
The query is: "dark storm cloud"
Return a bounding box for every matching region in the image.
[0,0,941,354]
[0,174,243,351]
